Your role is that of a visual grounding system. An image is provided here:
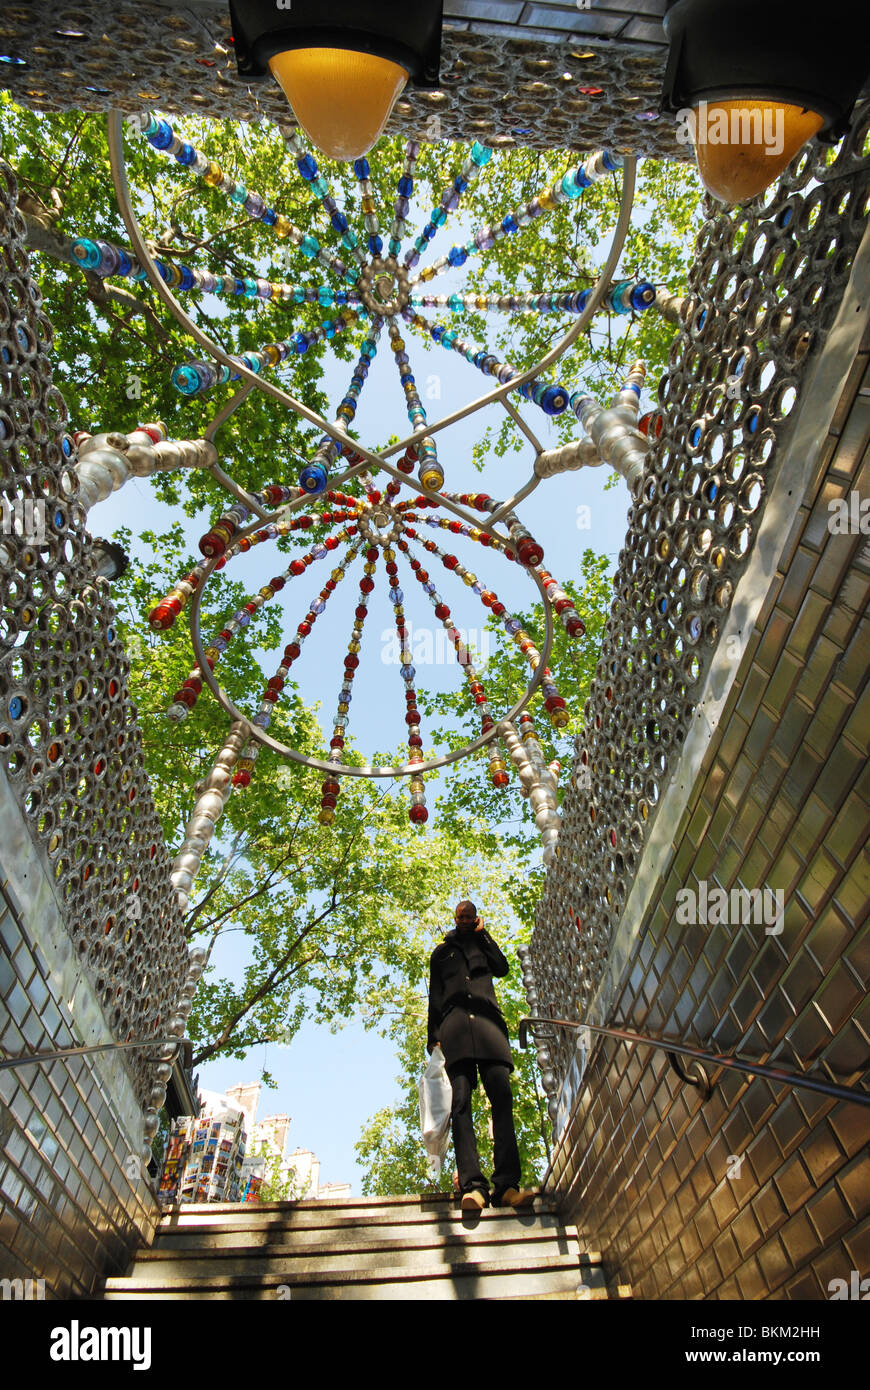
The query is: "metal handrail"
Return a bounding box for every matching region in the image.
[0,1037,181,1072]
[519,1016,870,1108]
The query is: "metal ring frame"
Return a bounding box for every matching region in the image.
[106,112,637,777]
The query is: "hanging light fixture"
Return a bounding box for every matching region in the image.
[661,0,870,203]
[228,0,443,161]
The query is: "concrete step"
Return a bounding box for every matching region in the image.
[153,1212,583,1253]
[104,1252,606,1301]
[157,1194,558,1232]
[124,1232,592,1280]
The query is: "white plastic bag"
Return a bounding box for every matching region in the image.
[418,1047,453,1180]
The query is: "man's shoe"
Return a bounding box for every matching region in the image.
[493,1187,537,1208]
[460,1189,488,1212]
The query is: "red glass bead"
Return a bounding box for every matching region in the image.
[330,736,345,749]
[566,616,585,637]
[360,578,374,594]
[409,804,428,824]
[271,576,286,591]
[298,622,311,637]
[263,690,279,702]
[404,710,420,725]
[517,536,544,567]
[443,555,458,570]
[408,733,423,748]
[355,605,368,620]
[232,771,251,787]
[345,654,360,669]
[325,536,338,550]
[289,560,306,576]
[285,643,300,659]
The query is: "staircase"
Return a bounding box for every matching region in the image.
[103,1193,626,1300]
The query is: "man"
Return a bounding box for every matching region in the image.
[427,900,536,1212]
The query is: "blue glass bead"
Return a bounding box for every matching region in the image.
[471,142,492,166]
[179,267,195,291]
[143,117,159,137]
[117,250,133,276]
[602,150,621,172]
[447,246,467,268]
[480,355,497,374]
[291,333,308,354]
[630,281,656,312]
[368,235,383,255]
[561,172,583,199]
[323,320,336,339]
[230,185,248,205]
[72,238,101,270]
[454,175,469,194]
[335,290,348,305]
[448,294,462,312]
[296,153,317,181]
[540,384,568,415]
[331,211,349,234]
[405,250,421,268]
[243,278,258,298]
[353,158,370,180]
[233,279,246,295]
[361,341,377,360]
[172,364,204,395]
[398,174,413,198]
[341,231,358,251]
[394,195,410,219]
[497,366,515,384]
[473,351,487,368]
[432,207,447,227]
[299,460,328,494]
[291,287,305,303]
[311,176,329,199]
[8,696,23,720]
[176,143,196,166]
[300,235,320,258]
[261,208,277,226]
[423,225,436,242]
[241,354,262,373]
[502,214,519,233]
[573,168,593,191]
[252,713,270,728]
[442,331,457,348]
[400,665,415,681]
[149,120,174,150]
[340,397,356,417]
[388,237,401,256]
[154,261,170,284]
[318,286,333,306]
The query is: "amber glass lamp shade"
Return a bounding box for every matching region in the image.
[268,47,409,162]
[691,99,824,203]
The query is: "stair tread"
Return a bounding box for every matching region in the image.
[139,1232,590,1263]
[158,1200,558,1230]
[105,1250,591,1291]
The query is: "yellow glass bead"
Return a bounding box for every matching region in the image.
[237,758,254,772]
[361,194,375,214]
[331,568,344,582]
[462,572,477,586]
[204,163,222,186]
[410,779,424,795]
[277,522,289,535]
[318,808,335,826]
[204,647,220,662]
[401,650,413,665]
[476,296,488,310]
[383,548,395,561]
[394,604,404,618]
[259,586,273,600]
[391,337,405,353]
[338,702,349,715]
[420,265,437,282]
[348,641,361,654]
[539,188,557,211]
[550,709,570,729]
[364,562,376,575]
[263,345,280,366]
[274,215,292,238]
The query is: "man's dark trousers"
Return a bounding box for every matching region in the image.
[448,1058,521,1197]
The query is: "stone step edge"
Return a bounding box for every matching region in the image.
[157,1205,562,1236]
[104,1251,588,1293]
[154,1216,585,1244]
[158,1192,557,1217]
[134,1233,599,1266]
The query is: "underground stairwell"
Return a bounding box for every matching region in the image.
[101,1193,630,1301]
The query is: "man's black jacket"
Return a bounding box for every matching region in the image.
[427,927,513,1070]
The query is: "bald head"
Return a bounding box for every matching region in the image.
[455,900,479,932]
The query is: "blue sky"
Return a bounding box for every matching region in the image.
[89,164,661,1192]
